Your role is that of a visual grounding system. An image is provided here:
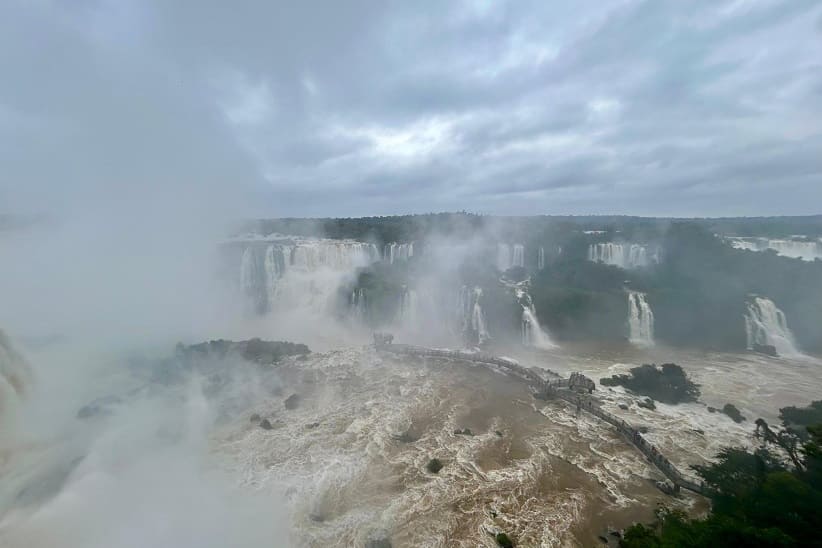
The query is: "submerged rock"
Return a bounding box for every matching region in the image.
[722,403,746,423]
[426,458,443,474]
[259,418,273,430]
[392,431,418,443]
[495,532,514,547]
[637,397,656,411]
[284,393,301,410]
[249,413,261,423]
[76,395,122,419]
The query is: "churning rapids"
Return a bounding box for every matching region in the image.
[3,328,822,547]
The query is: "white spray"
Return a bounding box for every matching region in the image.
[745,296,799,356]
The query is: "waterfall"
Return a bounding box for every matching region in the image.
[497,243,525,271]
[517,288,555,349]
[350,288,367,322]
[627,291,654,346]
[497,244,511,271]
[728,237,822,261]
[745,296,798,356]
[237,238,379,314]
[239,246,267,313]
[471,289,489,345]
[588,243,656,269]
[383,242,414,264]
[538,247,545,270]
[457,286,489,346]
[512,244,525,268]
[397,286,418,327]
[263,244,289,305]
[1,330,32,447]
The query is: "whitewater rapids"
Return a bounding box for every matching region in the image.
[6,338,819,547]
[212,346,678,547]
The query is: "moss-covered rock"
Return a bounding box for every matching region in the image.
[600,363,699,404]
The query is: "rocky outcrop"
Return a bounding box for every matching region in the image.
[426,458,443,473]
[753,343,778,357]
[175,338,310,365]
[722,403,746,423]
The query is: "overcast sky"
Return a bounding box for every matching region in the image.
[2,0,821,218]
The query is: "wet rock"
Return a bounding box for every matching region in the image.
[722,403,746,423]
[753,343,778,357]
[259,419,273,430]
[453,428,473,436]
[495,532,514,547]
[532,391,550,401]
[392,431,418,443]
[76,395,122,419]
[426,458,443,474]
[177,339,310,365]
[618,404,629,410]
[637,425,650,434]
[249,413,261,423]
[284,393,301,410]
[707,406,717,413]
[637,397,656,410]
[600,363,700,404]
[495,430,503,437]
[655,479,679,495]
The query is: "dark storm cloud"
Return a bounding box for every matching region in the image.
[1,0,821,217]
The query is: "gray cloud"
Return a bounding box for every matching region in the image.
[1,0,821,218]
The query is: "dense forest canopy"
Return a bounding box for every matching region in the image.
[240,213,822,243]
[621,402,822,547]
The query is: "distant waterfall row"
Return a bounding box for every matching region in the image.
[627,291,654,346]
[745,296,799,356]
[727,237,822,262]
[588,243,658,269]
[239,239,379,313]
[383,242,414,264]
